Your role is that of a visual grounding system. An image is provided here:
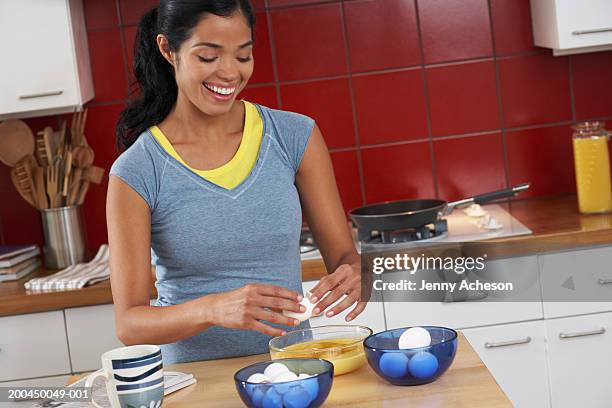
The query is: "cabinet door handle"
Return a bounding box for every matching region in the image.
[559,327,606,339]
[484,336,531,348]
[19,90,63,99]
[598,278,612,285]
[572,27,612,35]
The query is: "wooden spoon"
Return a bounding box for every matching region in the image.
[0,119,35,166]
[67,169,82,206]
[62,150,72,198]
[72,145,94,168]
[42,127,55,164]
[83,165,105,184]
[71,109,88,147]
[67,146,94,205]
[33,165,48,209]
[76,181,90,206]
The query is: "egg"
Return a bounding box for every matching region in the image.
[272,371,299,383]
[263,362,290,381]
[251,385,267,407]
[246,373,271,397]
[246,374,271,397]
[282,385,312,408]
[408,351,439,379]
[282,294,316,322]
[262,388,283,408]
[247,373,271,383]
[271,371,299,394]
[398,327,432,349]
[297,373,312,379]
[379,352,409,378]
[298,376,319,401]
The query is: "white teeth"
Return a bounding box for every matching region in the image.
[204,83,236,96]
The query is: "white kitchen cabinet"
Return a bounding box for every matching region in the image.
[546,312,612,408]
[0,311,71,382]
[302,281,386,333]
[65,304,123,373]
[531,0,612,55]
[464,321,551,408]
[0,0,94,120]
[384,255,543,330]
[539,246,612,319]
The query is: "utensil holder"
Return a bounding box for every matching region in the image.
[40,205,87,268]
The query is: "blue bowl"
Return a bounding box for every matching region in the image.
[234,358,334,408]
[364,326,457,386]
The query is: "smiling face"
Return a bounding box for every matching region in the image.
[158,11,254,116]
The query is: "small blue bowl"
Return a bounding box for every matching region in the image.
[234,358,334,408]
[364,326,457,386]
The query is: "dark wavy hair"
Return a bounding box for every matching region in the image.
[115,0,256,150]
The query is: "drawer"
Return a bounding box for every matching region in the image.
[65,304,123,373]
[302,281,386,333]
[383,255,543,329]
[546,312,612,408]
[539,246,612,318]
[0,311,71,382]
[463,321,550,408]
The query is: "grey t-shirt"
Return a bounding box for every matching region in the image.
[109,104,315,364]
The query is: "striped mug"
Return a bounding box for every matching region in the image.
[85,344,164,408]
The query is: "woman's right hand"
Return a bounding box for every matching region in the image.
[204,284,306,337]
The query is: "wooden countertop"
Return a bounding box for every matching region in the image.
[66,332,512,407]
[3,193,612,318]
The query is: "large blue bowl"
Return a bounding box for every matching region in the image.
[364,326,457,386]
[234,358,334,408]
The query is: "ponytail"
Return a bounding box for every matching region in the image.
[115,0,256,150]
[115,7,177,150]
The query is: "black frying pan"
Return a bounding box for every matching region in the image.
[349,183,530,232]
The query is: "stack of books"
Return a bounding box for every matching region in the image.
[0,244,41,282]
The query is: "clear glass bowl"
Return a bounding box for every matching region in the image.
[269,325,373,376]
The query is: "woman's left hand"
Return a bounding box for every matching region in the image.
[308,263,367,322]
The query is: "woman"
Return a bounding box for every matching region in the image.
[107,0,365,365]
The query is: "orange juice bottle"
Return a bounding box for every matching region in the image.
[572,122,612,213]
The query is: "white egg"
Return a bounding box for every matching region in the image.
[297,373,312,379]
[282,294,316,322]
[246,373,271,383]
[272,371,299,383]
[398,327,432,349]
[263,362,290,380]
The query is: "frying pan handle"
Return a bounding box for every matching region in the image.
[445,183,530,213]
[473,183,530,204]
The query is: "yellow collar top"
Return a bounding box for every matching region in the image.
[149,100,263,190]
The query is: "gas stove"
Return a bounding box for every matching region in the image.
[358,219,449,244]
[300,204,533,260]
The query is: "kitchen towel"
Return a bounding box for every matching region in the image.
[24,245,109,291]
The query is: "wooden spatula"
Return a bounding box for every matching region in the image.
[33,165,48,209]
[34,135,49,166]
[11,166,36,207]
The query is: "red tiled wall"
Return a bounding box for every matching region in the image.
[2,0,612,250]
